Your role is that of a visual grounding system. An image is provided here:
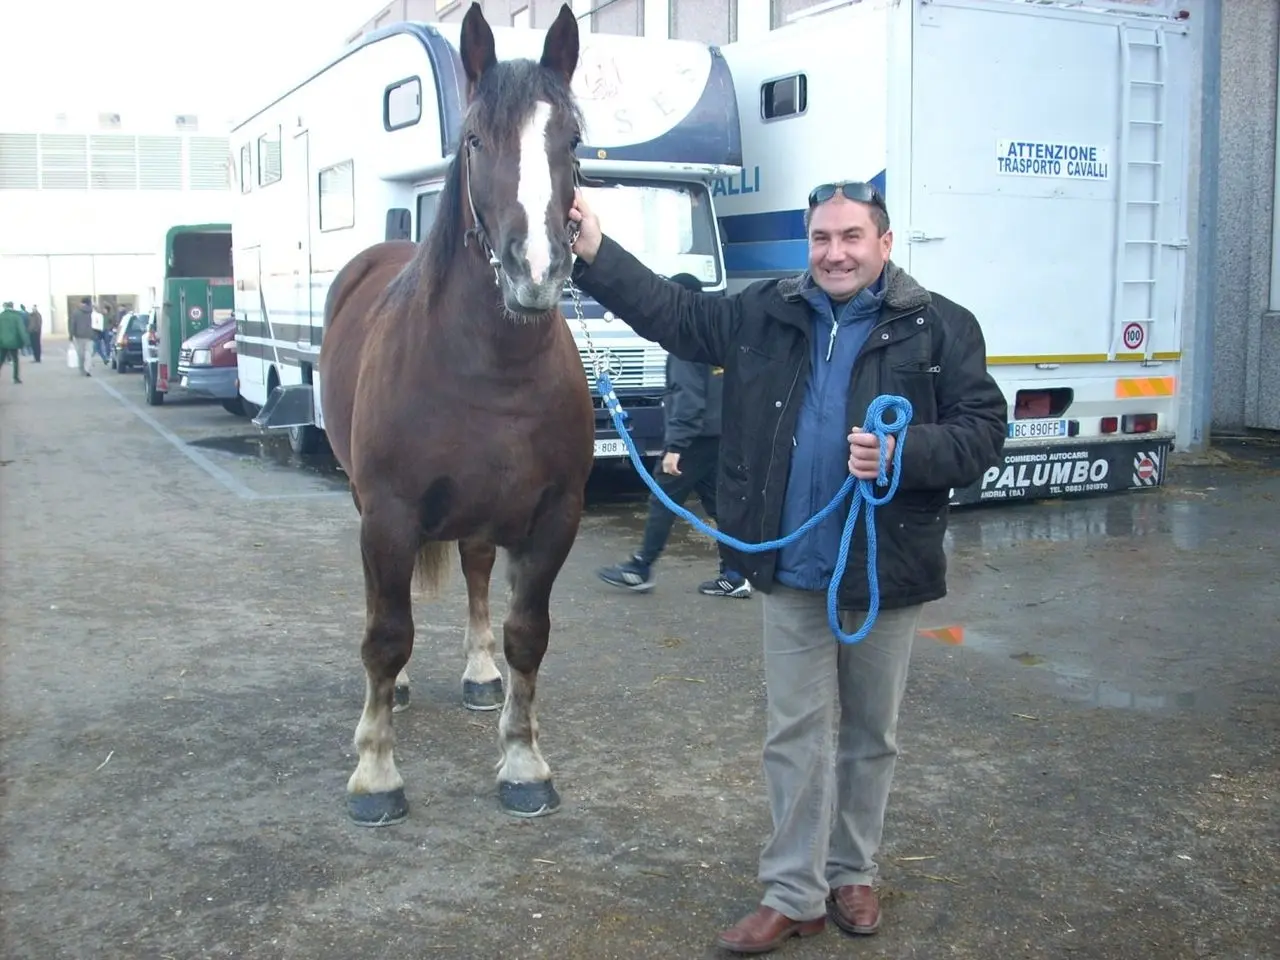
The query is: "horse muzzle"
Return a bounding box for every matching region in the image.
[500,239,573,316]
[502,275,566,316]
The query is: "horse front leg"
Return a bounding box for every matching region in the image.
[495,493,583,818]
[347,501,419,827]
[459,538,504,711]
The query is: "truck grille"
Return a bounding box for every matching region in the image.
[577,345,666,392]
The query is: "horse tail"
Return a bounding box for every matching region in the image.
[412,540,453,599]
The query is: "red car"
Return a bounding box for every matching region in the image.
[176,318,245,415]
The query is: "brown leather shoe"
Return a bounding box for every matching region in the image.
[828,884,880,935]
[715,904,825,954]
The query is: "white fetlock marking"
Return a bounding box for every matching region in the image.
[497,739,551,784]
[348,679,403,795]
[395,666,410,689]
[515,101,554,284]
[462,615,501,685]
[497,672,550,783]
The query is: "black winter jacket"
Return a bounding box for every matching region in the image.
[664,356,723,452]
[573,238,1008,611]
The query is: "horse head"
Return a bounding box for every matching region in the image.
[458,2,582,317]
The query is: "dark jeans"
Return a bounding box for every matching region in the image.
[0,348,20,381]
[28,331,41,362]
[636,435,739,576]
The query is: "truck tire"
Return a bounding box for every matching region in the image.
[288,423,321,455]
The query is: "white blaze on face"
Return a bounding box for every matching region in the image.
[516,101,555,284]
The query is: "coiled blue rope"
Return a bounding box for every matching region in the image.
[596,371,913,644]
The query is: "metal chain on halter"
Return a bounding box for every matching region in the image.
[564,219,605,383]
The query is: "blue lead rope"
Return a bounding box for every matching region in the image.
[596,371,913,644]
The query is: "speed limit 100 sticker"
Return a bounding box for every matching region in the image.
[1122,322,1145,351]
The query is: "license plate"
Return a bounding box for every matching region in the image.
[1009,418,1068,440]
[593,438,629,458]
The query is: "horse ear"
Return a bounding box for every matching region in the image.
[539,4,580,87]
[459,2,497,97]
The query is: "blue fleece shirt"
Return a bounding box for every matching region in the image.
[774,272,885,591]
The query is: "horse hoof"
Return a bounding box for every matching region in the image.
[499,779,561,818]
[463,678,504,711]
[392,684,410,713]
[347,788,409,827]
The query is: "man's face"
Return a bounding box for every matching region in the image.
[806,197,892,301]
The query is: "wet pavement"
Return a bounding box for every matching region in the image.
[1,360,1277,960]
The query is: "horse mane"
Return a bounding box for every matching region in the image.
[412,58,584,313]
[417,151,466,309]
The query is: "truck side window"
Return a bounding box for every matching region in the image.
[416,192,441,242]
[762,74,807,121]
[385,77,422,131]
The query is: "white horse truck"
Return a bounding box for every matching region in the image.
[715,0,1194,506]
[229,21,740,458]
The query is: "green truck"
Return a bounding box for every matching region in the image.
[141,223,235,406]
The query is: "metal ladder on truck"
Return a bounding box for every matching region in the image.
[1109,22,1182,363]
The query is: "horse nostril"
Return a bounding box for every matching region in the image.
[503,235,523,271]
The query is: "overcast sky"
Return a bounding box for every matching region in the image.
[0,0,388,128]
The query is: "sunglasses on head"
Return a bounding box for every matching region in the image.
[807,181,886,210]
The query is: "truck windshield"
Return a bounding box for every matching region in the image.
[580,178,721,288]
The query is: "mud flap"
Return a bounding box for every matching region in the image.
[252,383,314,430]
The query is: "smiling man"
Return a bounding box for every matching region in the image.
[569,180,1006,954]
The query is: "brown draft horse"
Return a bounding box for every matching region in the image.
[318,2,594,824]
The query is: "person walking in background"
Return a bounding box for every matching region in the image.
[68,297,96,376]
[17,305,30,356]
[26,304,42,363]
[90,302,109,364]
[0,301,31,384]
[596,272,752,599]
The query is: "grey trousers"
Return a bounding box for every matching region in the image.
[757,585,923,921]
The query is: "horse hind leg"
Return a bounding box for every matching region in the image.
[459,538,503,711]
[390,539,452,713]
[495,491,583,818]
[347,501,441,827]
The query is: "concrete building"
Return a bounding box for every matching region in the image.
[343,0,1279,445]
[1200,0,1279,437]
[0,110,234,334]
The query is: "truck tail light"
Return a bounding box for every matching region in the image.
[1122,413,1158,434]
[1100,416,1118,434]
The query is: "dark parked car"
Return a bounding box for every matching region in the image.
[110,312,148,373]
[176,318,244,414]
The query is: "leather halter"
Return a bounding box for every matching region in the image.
[461,138,603,289]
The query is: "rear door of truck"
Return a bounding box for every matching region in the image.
[902,0,1192,369]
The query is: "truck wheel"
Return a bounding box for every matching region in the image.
[289,423,321,456]
[222,397,245,416]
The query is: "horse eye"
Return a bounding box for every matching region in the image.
[569,135,581,151]
[467,133,482,151]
